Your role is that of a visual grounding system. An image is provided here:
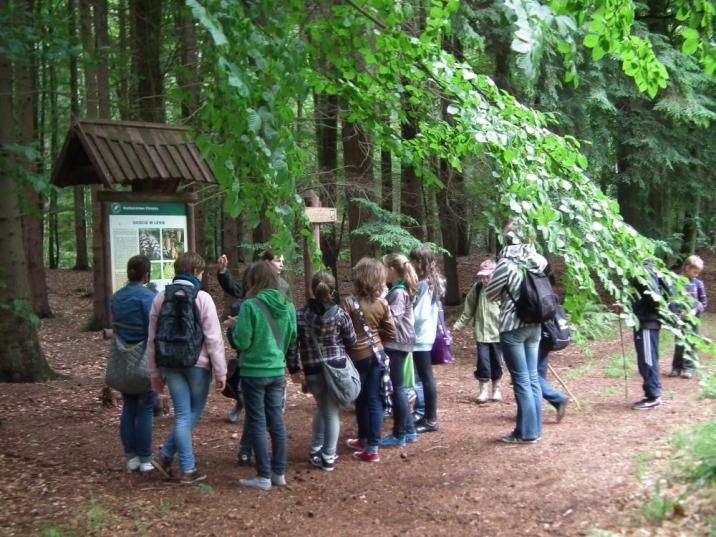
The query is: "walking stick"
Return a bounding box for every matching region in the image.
[617,312,629,400]
[547,363,582,410]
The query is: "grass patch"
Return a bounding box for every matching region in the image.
[562,362,594,382]
[600,386,622,397]
[85,497,113,535]
[196,483,215,496]
[605,355,637,379]
[159,497,176,514]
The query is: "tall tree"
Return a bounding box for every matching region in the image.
[131,0,164,121]
[342,117,374,264]
[17,0,52,318]
[0,0,55,381]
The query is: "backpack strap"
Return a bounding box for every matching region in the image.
[350,296,382,357]
[252,298,284,353]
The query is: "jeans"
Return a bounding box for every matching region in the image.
[385,349,415,438]
[634,328,661,399]
[501,324,542,440]
[475,342,503,382]
[354,357,384,453]
[120,391,158,462]
[412,350,437,423]
[305,373,341,457]
[672,321,698,371]
[537,341,568,407]
[160,367,212,472]
[241,376,287,479]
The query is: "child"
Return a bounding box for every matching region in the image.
[409,247,443,433]
[233,261,297,490]
[671,255,707,379]
[147,252,227,484]
[380,253,419,447]
[110,255,158,473]
[454,259,503,404]
[289,272,356,471]
[343,258,398,462]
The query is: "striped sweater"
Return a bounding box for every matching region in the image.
[484,243,548,333]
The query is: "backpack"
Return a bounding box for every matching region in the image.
[155,284,205,368]
[541,305,570,351]
[508,268,558,324]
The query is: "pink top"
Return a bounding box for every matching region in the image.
[146,287,227,383]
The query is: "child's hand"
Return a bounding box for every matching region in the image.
[217,254,229,274]
[151,377,165,393]
[215,378,226,392]
[225,315,237,329]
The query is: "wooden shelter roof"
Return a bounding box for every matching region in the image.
[51,119,216,189]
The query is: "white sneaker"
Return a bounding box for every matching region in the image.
[126,456,140,472]
[239,476,272,491]
[138,462,154,473]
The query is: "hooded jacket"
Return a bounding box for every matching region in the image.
[342,295,398,361]
[484,242,548,333]
[232,288,297,378]
[291,299,357,375]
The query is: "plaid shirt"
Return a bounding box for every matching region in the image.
[290,300,357,375]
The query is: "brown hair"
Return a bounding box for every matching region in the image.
[409,246,441,299]
[352,257,386,300]
[383,252,418,297]
[174,252,206,275]
[244,261,278,298]
[127,255,150,283]
[312,271,336,302]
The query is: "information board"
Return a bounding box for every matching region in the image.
[108,202,188,293]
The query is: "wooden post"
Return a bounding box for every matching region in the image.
[303,194,338,300]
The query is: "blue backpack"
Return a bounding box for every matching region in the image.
[155,284,204,368]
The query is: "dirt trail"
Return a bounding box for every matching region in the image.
[1,259,714,537]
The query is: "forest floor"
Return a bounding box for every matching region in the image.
[2,253,716,537]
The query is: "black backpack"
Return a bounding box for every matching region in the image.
[155,284,205,368]
[508,269,558,324]
[541,305,570,351]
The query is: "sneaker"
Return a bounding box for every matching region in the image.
[321,454,336,472]
[226,407,242,423]
[271,474,287,487]
[555,399,569,423]
[151,455,174,479]
[309,451,323,468]
[126,456,141,472]
[380,435,406,448]
[239,476,272,491]
[352,451,381,463]
[632,397,662,410]
[681,369,694,379]
[238,452,252,467]
[138,461,154,473]
[415,419,439,434]
[346,438,365,451]
[180,469,207,484]
[668,369,681,377]
[405,432,419,444]
[499,433,538,445]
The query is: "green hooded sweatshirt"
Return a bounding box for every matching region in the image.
[233,289,297,378]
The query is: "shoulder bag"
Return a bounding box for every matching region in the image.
[105,335,151,395]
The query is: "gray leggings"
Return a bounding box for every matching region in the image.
[305,373,341,458]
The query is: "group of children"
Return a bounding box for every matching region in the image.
[110,245,707,490]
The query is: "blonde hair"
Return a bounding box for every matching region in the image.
[312,271,335,302]
[352,257,386,300]
[383,252,418,297]
[684,255,704,272]
[409,246,442,299]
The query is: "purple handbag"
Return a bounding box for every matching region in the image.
[431,319,455,365]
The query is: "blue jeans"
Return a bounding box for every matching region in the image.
[160,367,212,472]
[120,391,158,462]
[241,376,287,479]
[634,328,661,399]
[354,357,384,452]
[537,341,567,407]
[475,342,503,381]
[501,325,542,440]
[385,349,415,438]
[412,350,437,423]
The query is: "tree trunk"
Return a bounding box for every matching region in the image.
[117,0,130,119]
[67,0,89,269]
[176,0,199,120]
[93,0,111,118]
[681,193,701,258]
[439,160,461,306]
[80,0,98,118]
[342,118,374,264]
[314,92,340,274]
[17,0,52,318]
[400,110,422,238]
[0,6,55,381]
[381,146,393,212]
[132,0,164,122]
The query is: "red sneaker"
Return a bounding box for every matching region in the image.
[352,451,380,463]
[346,438,365,451]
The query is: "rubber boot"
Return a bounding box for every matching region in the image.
[477,381,490,404]
[491,379,503,402]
